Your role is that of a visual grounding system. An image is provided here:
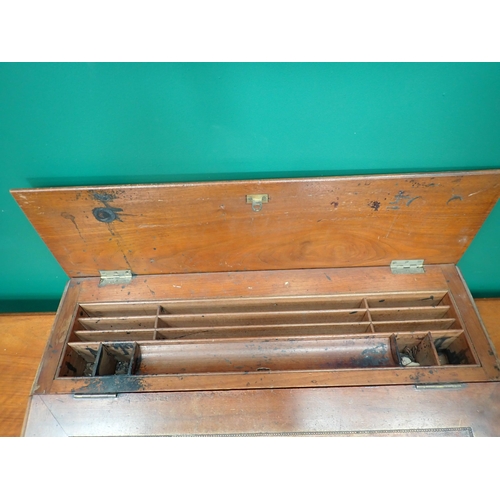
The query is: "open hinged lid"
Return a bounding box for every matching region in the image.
[11,170,500,279]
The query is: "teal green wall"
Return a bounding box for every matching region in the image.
[1,63,500,312]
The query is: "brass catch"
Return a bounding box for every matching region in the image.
[246,194,269,212]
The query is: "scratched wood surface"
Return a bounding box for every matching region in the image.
[1,298,498,436]
[11,170,500,277]
[32,381,500,436]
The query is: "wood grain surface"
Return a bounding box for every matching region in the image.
[32,381,500,437]
[0,313,55,437]
[11,170,500,277]
[1,298,498,436]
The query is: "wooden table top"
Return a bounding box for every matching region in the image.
[1,299,499,437]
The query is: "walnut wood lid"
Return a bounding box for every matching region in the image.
[11,170,500,278]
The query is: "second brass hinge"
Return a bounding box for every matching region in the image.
[390,259,425,274]
[414,383,465,390]
[99,269,133,286]
[73,393,117,399]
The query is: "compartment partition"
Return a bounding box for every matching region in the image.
[59,291,477,378]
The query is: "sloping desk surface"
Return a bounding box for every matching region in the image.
[1,299,499,437]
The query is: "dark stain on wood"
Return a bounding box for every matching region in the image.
[442,348,468,365]
[85,346,98,357]
[394,190,411,203]
[406,196,421,206]
[90,191,118,203]
[408,373,423,383]
[111,342,134,356]
[447,195,463,204]
[406,179,437,188]
[92,206,123,223]
[359,343,393,367]
[90,190,125,223]
[77,374,148,393]
[368,200,380,211]
[65,361,77,373]
[434,337,451,350]
[386,190,414,210]
[61,212,84,240]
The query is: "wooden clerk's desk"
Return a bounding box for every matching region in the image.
[6,171,500,437]
[1,298,499,437]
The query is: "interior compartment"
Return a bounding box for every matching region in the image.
[136,337,398,375]
[59,342,139,377]
[394,331,476,367]
[59,291,475,379]
[81,296,366,317]
[58,343,100,377]
[367,292,447,308]
[157,309,369,328]
[95,342,139,376]
[155,322,373,340]
[369,306,451,321]
[393,334,434,367]
[80,304,159,317]
[74,329,156,342]
[372,318,457,332]
[433,333,477,365]
[78,316,157,330]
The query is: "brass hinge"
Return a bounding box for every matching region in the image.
[390,259,425,274]
[99,270,133,286]
[73,393,118,399]
[414,383,465,390]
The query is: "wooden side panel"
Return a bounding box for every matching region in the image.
[476,299,500,352]
[443,265,500,379]
[0,313,54,436]
[32,282,81,394]
[33,383,500,436]
[11,170,500,277]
